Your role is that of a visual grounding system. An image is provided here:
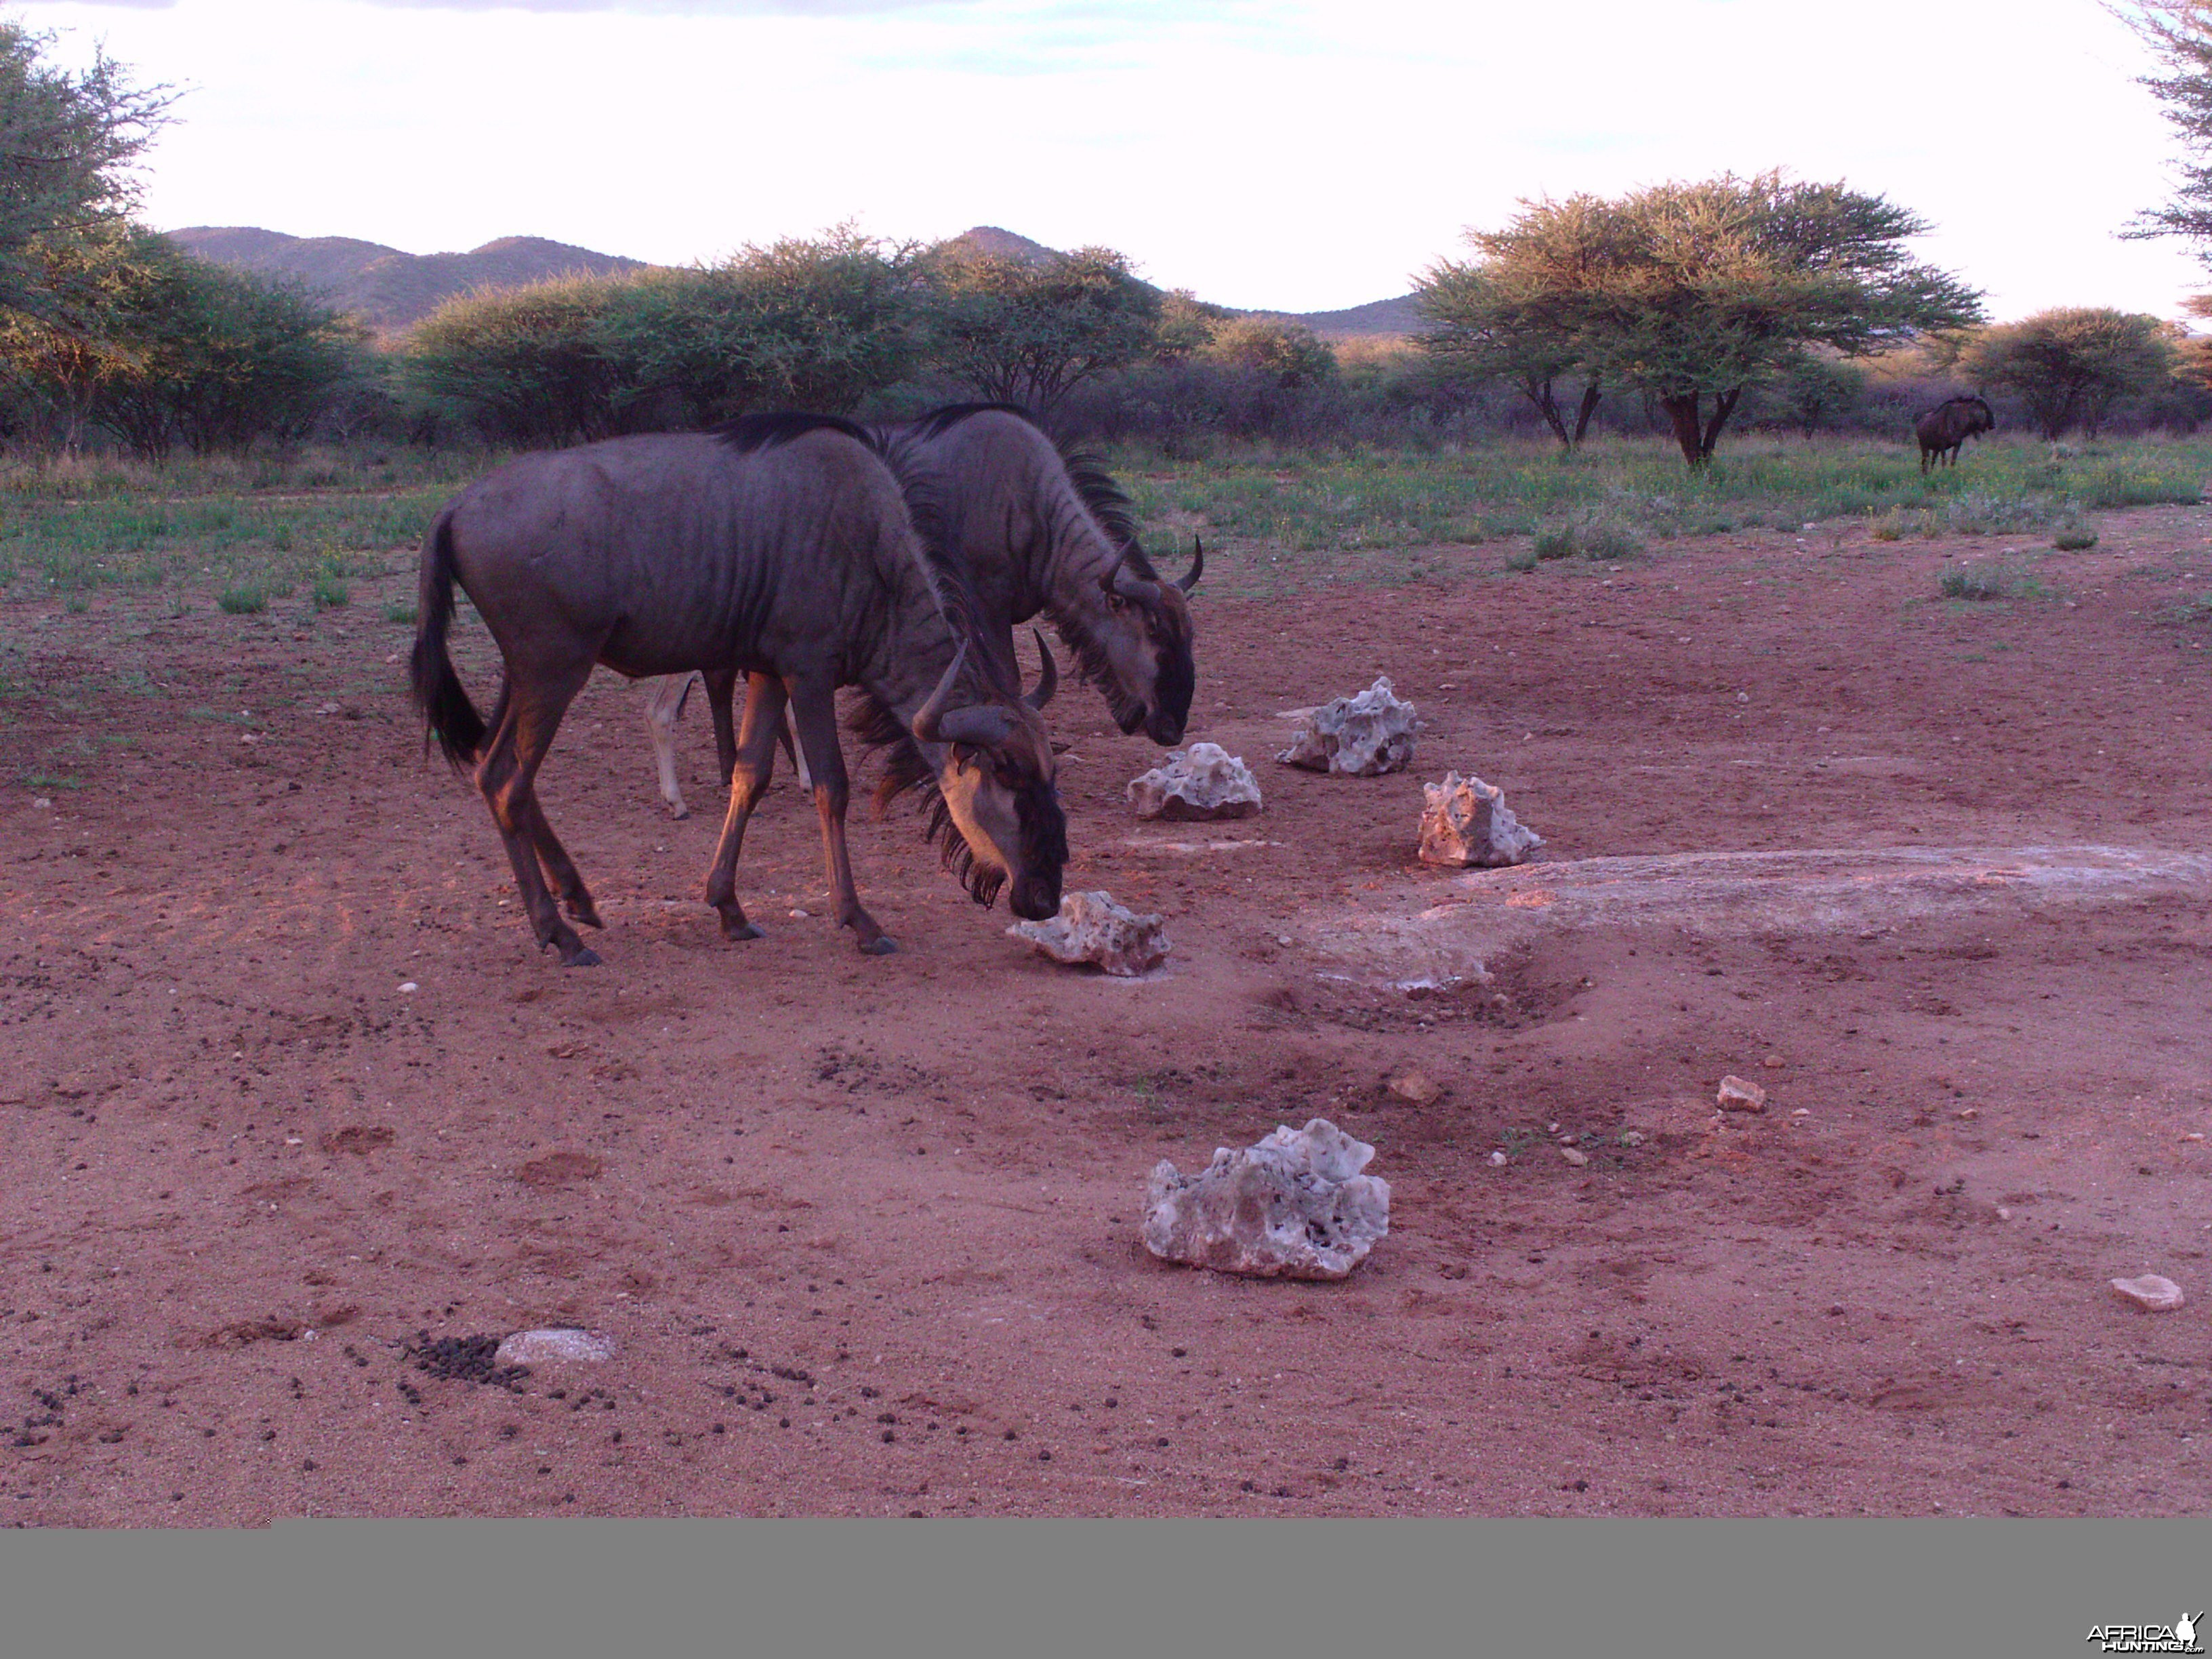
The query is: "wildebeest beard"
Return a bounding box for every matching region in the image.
[845,694,1066,909]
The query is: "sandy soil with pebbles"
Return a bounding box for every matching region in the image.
[5,506,2212,1520]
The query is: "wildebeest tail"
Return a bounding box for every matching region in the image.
[409,509,487,771]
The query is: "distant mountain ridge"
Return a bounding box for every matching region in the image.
[167,223,1417,340]
[165,228,646,333]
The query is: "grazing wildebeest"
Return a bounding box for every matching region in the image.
[1915,396,1995,474]
[636,403,1200,819]
[409,413,1066,966]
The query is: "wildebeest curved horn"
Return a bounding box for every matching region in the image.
[910,641,968,743]
[1174,535,1204,594]
[1025,629,1057,711]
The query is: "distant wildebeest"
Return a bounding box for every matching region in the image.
[1915,395,1996,474]
[636,403,1200,819]
[409,413,1067,966]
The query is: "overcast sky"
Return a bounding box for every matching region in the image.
[18,0,2211,319]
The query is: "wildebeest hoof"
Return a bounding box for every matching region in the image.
[562,945,603,968]
[667,805,689,821]
[722,919,766,942]
[859,936,899,956]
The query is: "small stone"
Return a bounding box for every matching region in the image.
[1126,743,1263,821]
[2110,1274,2185,1312]
[1488,1150,1509,1166]
[1559,1146,1589,1167]
[1008,891,1169,977]
[1276,677,1420,776]
[494,1328,617,1366]
[1790,1107,1811,1118]
[790,908,810,919]
[32,798,52,811]
[1143,1119,1391,1280]
[1955,1107,1978,1120]
[1996,1207,2013,1221]
[398,982,418,994]
[1619,1131,1645,1148]
[1761,1053,1786,1069]
[2184,1133,2205,1143]
[1387,1071,1441,1106]
[1717,1076,1767,1113]
[318,701,340,716]
[1417,772,1544,868]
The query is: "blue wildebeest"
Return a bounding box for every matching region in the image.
[409,413,1067,966]
[636,403,1200,818]
[1914,396,1995,474]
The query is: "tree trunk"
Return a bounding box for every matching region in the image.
[1700,386,1742,459]
[1519,375,1572,449]
[1660,394,1704,467]
[1570,380,1603,447]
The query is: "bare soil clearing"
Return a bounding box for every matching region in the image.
[5,510,2211,1521]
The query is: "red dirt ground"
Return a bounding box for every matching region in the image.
[4,508,2211,1521]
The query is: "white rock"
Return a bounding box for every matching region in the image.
[1559,1145,1589,1167]
[1418,772,1544,867]
[1144,1118,1390,1280]
[1276,676,1420,776]
[1008,890,1169,977]
[2110,1274,2186,1312]
[1488,1149,1509,1166]
[494,1328,617,1366]
[398,981,418,994]
[1717,1075,1767,1113]
[1127,743,1263,821]
[32,798,52,811]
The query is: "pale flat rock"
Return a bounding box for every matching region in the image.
[2110,1274,2186,1311]
[1277,676,1420,776]
[1717,1075,1768,1113]
[1144,1118,1391,1280]
[494,1328,617,1366]
[1387,1071,1441,1105]
[1128,743,1263,821]
[1008,890,1169,977]
[1418,772,1544,867]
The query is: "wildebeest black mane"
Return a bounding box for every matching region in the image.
[713,410,872,455]
[898,402,1149,563]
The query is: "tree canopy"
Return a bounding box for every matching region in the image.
[1417,171,1983,466]
[922,244,1161,414]
[2116,2,2212,255]
[1956,308,2177,438]
[0,22,173,319]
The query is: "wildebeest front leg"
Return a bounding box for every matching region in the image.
[785,678,892,955]
[703,673,785,942]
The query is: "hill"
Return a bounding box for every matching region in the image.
[165,228,647,333]
[165,224,1418,340]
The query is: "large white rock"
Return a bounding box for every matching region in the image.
[1008,890,1170,977]
[1418,772,1544,867]
[1143,1118,1391,1280]
[1277,676,1420,776]
[493,1328,617,1366]
[1128,743,1263,821]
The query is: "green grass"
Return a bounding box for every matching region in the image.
[1938,567,2010,601]
[2,433,2204,609]
[1109,434,2208,594]
[218,586,268,615]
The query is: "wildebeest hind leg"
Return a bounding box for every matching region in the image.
[704,667,740,790]
[703,674,784,942]
[477,665,600,966]
[786,678,892,955]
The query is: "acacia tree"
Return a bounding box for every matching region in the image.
[2116,2,2212,252]
[1425,173,1982,467]
[0,23,173,319]
[922,244,1160,414]
[1416,195,1618,450]
[1958,308,2177,438]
